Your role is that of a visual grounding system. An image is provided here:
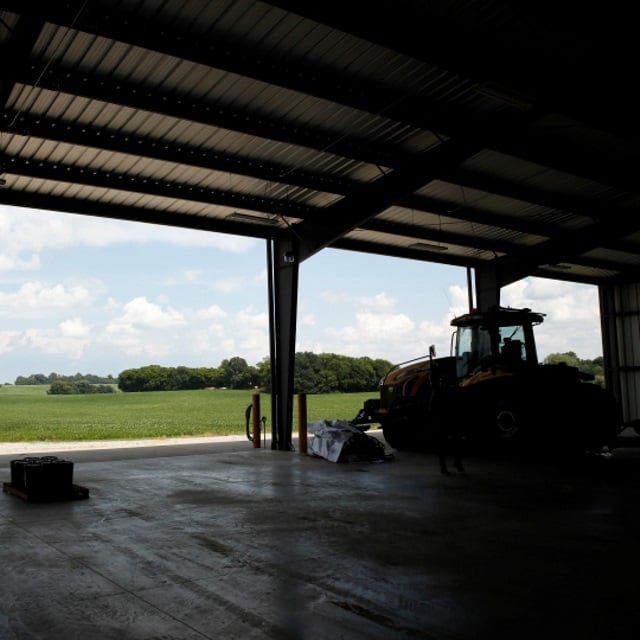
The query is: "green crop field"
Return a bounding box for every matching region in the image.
[0,385,377,442]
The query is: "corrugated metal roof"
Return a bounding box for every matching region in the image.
[2,0,640,286]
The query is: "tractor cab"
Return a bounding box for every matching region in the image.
[452,307,544,380]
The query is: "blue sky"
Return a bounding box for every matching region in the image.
[0,204,603,383]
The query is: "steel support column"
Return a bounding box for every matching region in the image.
[473,265,501,311]
[267,236,299,451]
[599,284,621,404]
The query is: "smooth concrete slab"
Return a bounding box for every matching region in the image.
[1,435,639,639]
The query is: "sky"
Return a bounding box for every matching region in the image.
[0,204,604,384]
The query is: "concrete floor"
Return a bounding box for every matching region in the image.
[1,433,639,640]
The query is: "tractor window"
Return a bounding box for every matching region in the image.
[498,325,527,365]
[455,326,491,376]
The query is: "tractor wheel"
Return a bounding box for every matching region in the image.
[382,406,427,451]
[495,403,520,439]
[382,415,413,451]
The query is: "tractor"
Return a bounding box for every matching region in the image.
[352,306,623,456]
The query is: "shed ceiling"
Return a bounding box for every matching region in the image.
[1,0,639,285]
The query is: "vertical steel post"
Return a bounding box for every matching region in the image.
[252,393,261,448]
[297,393,308,454]
[266,236,299,451]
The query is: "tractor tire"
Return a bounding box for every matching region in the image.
[495,402,520,440]
[381,404,430,451]
[479,399,530,456]
[381,413,415,451]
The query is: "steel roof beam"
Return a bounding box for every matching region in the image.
[0,190,285,240]
[13,65,404,169]
[1,154,315,220]
[2,111,352,196]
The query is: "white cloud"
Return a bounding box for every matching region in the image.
[0,282,92,317]
[354,292,397,311]
[163,269,205,286]
[325,311,416,358]
[255,268,268,284]
[59,317,92,338]
[232,307,269,355]
[197,304,228,320]
[20,320,92,359]
[320,290,350,305]
[448,284,472,317]
[236,305,268,329]
[301,313,315,327]
[0,330,21,354]
[103,334,175,359]
[0,252,40,272]
[106,297,186,334]
[211,276,250,294]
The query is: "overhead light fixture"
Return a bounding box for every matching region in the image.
[228,212,280,226]
[542,263,572,271]
[410,242,449,252]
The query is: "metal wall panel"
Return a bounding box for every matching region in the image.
[601,282,640,425]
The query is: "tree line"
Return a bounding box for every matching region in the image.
[116,353,393,393]
[15,372,117,385]
[14,352,606,394]
[542,352,607,386]
[48,380,117,395]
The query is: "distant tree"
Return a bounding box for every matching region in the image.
[219,357,252,389]
[347,357,379,392]
[544,351,580,368]
[291,352,393,394]
[94,384,117,393]
[15,372,118,385]
[294,352,322,393]
[255,357,271,390]
[318,354,347,392]
[206,366,227,388]
[48,380,76,395]
[245,365,260,388]
[118,365,171,392]
[371,357,394,381]
[74,381,95,394]
[118,364,227,391]
[168,366,221,390]
[543,352,606,386]
[14,373,49,385]
[48,380,116,395]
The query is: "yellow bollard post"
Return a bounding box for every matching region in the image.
[297,393,308,454]
[252,394,261,448]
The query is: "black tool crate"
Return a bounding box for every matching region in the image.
[4,456,88,502]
